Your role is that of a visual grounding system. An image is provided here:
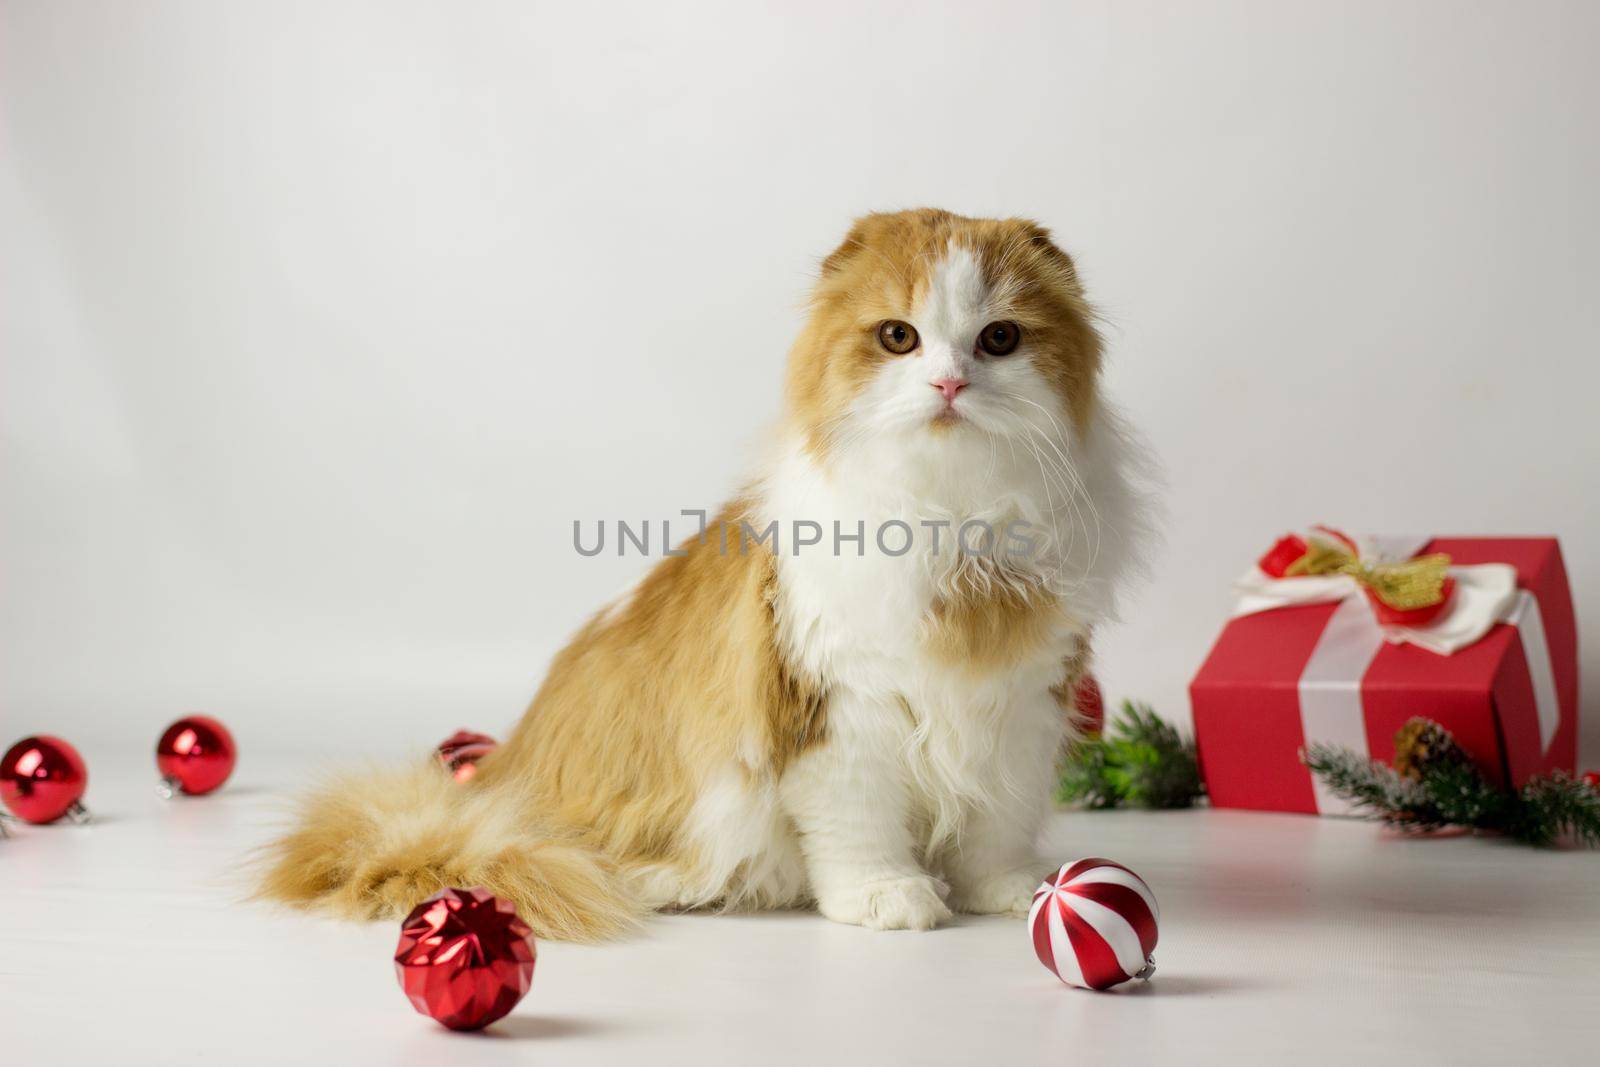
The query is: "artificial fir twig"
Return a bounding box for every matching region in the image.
[1504,774,1600,848]
[1302,719,1600,847]
[1299,743,1426,816]
[1056,701,1204,810]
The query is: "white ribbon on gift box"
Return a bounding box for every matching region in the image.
[1231,535,1561,815]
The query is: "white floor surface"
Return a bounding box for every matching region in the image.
[2,752,1597,1065]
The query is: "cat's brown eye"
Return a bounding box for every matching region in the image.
[977,321,1021,356]
[877,320,919,355]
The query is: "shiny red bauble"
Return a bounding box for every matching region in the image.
[156,715,237,797]
[1582,770,1600,790]
[395,887,537,1030]
[1,735,90,824]
[436,730,498,783]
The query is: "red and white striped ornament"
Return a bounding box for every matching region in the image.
[1028,858,1159,990]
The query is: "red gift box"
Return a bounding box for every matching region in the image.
[1190,537,1579,814]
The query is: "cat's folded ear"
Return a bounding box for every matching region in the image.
[1010,219,1080,280]
[819,219,872,277]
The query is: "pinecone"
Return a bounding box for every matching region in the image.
[1392,718,1472,780]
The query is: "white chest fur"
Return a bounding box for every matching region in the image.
[761,437,1085,694]
[760,438,1082,842]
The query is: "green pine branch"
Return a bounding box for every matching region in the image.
[1505,773,1600,847]
[1300,743,1427,818]
[1056,701,1204,810]
[1302,731,1600,847]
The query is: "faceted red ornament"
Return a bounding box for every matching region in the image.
[156,715,237,797]
[436,730,498,783]
[394,887,537,1030]
[1,735,90,825]
[1073,674,1105,734]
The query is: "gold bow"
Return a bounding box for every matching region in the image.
[1286,536,1452,612]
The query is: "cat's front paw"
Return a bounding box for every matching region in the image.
[949,863,1053,916]
[817,874,953,931]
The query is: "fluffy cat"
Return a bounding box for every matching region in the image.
[257,208,1151,938]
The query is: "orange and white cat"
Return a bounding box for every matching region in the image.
[258,209,1151,939]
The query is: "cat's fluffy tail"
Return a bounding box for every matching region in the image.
[253,761,641,942]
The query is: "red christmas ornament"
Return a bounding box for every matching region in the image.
[436,730,498,783]
[394,887,537,1030]
[1073,674,1105,734]
[1029,858,1159,990]
[156,715,237,797]
[1,735,91,825]
[1581,770,1600,790]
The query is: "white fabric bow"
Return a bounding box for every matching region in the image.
[1231,534,1519,655]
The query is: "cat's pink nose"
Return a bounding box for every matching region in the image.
[931,378,969,404]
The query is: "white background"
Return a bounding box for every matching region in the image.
[4,0,1597,765]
